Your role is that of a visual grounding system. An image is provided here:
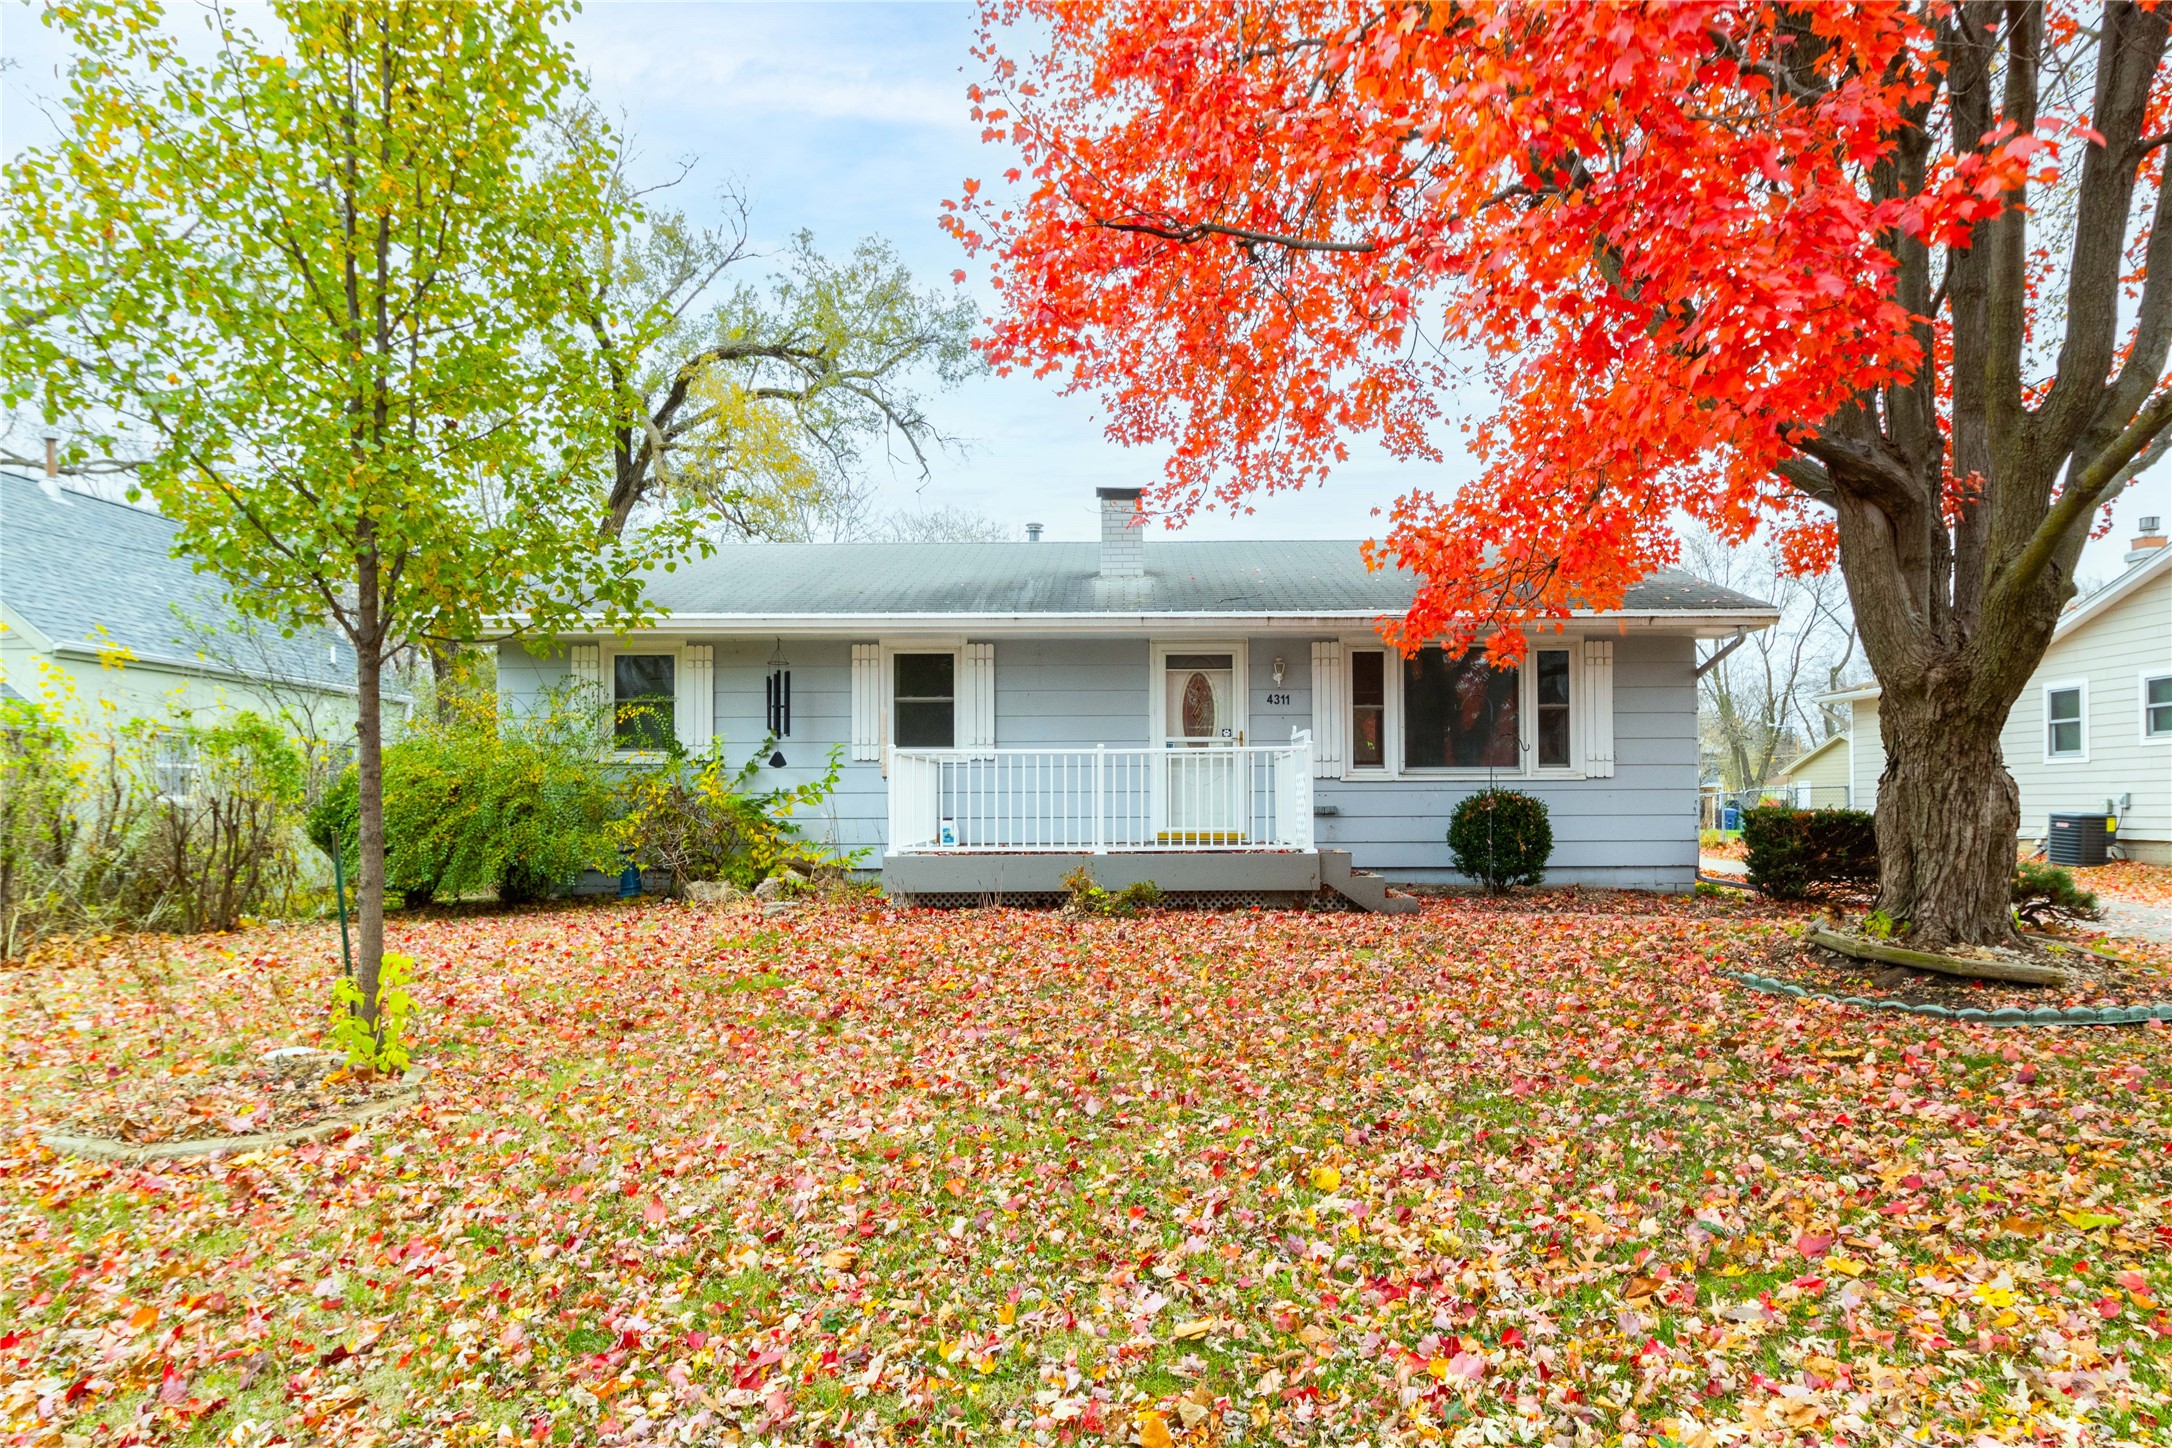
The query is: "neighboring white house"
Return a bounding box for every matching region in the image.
[1817,519,2172,864]
[1,467,371,741]
[1776,731,1852,808]
[500,485,1779,902]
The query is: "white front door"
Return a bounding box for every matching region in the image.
[1157,649,1247,843]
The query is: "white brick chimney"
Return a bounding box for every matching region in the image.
[1096,487,1145,579]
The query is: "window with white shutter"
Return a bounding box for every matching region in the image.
[1580,639,1615,778]
[958,643,996,752]
[680,643,714,754]
[1309,641,1342,777]
[850,644,882,761]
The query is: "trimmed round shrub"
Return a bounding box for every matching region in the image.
[1447,788,1553,893]
[1740,806,1877,900]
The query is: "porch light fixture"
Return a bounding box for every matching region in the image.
[1272,656,1286,686]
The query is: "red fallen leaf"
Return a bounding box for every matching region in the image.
[157,1363,189,1404]
[642,1196,667,1226]
[63,1377,92,1405]
[1499,1326,1525,1348]
[0,1332,18,1351]
[1794,1232,1835,1259]
[2095,1297,2123,1319]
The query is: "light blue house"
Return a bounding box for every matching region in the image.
[499,488,1775,905]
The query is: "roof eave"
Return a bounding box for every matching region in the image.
[490,607,1781,639]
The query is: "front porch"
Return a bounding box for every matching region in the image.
[882,738,1416,911]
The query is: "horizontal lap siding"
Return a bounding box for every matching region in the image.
[993,639,1150,745]
[1316,633,1698,889]
[710,639,885,859]
[496,643,568,717]
[2000,567,2172,847]
[509,631,1701,887]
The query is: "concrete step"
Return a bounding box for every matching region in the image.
[1320,848,1422,914]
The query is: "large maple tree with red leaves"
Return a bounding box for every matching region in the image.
[949,1,2172,948]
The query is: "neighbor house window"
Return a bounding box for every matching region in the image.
[2147,675,2172,739]
[2045,684,2084,758]
[152,733,198,799]
[894,653,955,747]
[1535,649,1572,768]
[1404,647,1519,768]
[614,654,676,751]
[1350,650,1385,767]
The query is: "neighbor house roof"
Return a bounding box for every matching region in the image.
[1813,543,2172,707]
[0,468,358,693]
[1778,731,1849,779]
[615,539,1777,633]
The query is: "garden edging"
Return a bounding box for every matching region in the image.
[1718,970,2171,1026]
[39,1065,430,1163]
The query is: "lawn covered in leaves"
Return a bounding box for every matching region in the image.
[3,894,2169,1447]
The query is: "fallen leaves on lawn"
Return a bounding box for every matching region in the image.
[1,894,2168,1447]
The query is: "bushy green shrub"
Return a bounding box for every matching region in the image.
[2,696,307,953]
[1739,806,1878,899]
[1447,788,1553,893]
[1060,866,1163,917]
[314,684,618,907]
[613,738,849,892]
[2012,860,2101,927]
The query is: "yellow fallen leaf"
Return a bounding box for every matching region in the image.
[1823,1257,1868,1278]
[1310,1166,1341,1192]
[1427,1356,1450,1380]
[1172,1318,1214,1340]
[2060,1209,2119,1231]
[997,1302,1017,1325]
[1138,1411,1174,1448]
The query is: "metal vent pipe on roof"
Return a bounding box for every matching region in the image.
[2128,515,2167,566]
[43,436,58,478]
[1026,522,1042,542]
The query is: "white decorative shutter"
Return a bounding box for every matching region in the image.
[1309,640,1343,777]
[569,643,604,746]
[850,644,882,762]
[1582,638,1615,778]
[680,643,714,754]
[959,643,996,752]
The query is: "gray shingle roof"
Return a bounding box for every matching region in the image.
[1,469,356,690]
[636,539,1775,619]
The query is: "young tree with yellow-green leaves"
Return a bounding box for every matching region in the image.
[0,0,697,1035]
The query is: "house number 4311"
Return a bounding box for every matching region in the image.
[1265,692,1293,706]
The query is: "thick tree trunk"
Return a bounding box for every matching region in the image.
[1870,681,2020,951]
[352,550,386,1031]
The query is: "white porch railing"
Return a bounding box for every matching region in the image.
[889,734,1314,853]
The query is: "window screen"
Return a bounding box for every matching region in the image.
[1350,651,1385,767]
[894,653,955,748]
[1403,648,1519,768]
[614,654,676,751]
[1535,650,1571,768]
[2147,676,2172,738]
[2046,686,2083,757]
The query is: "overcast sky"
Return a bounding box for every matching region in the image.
[4,0,2164,573]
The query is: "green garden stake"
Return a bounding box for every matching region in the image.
[332,827,354,981]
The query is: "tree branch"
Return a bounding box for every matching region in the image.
[1096,216,1375,253]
